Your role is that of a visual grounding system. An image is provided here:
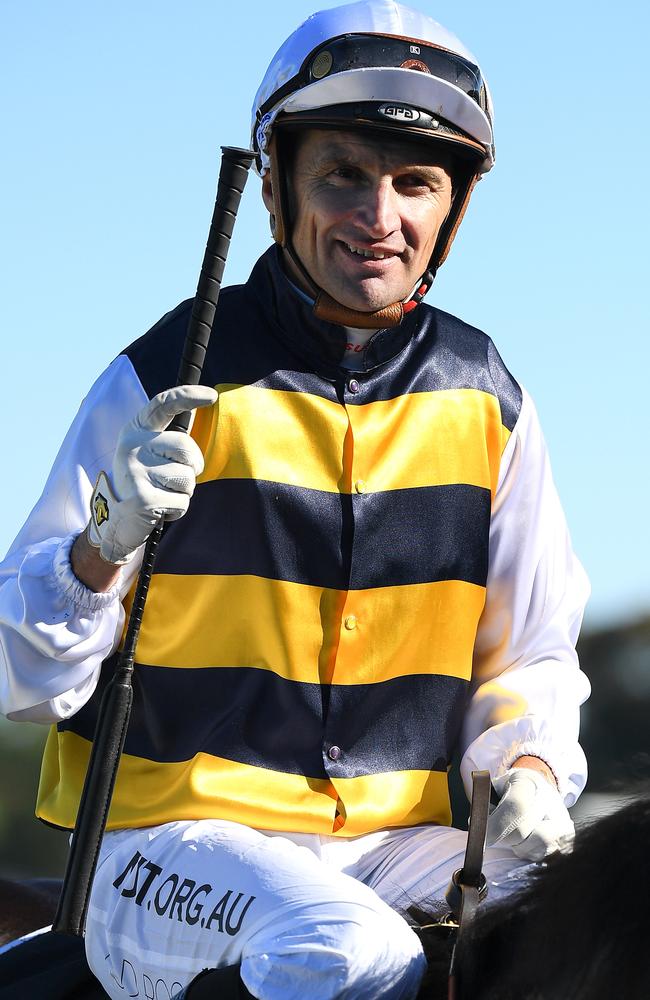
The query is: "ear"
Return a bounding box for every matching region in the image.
[261,172,274,214]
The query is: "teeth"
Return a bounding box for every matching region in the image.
[346,244,387,260]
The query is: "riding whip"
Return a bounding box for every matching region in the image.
[53,145,255,937]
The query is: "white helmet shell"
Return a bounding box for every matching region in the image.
[252,0,494,175]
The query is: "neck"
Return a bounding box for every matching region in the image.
[258,247,418,373]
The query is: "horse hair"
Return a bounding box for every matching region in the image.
[0,878,59,948]
[415,793,650,999]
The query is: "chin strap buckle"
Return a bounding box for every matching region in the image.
[403,269,435,314]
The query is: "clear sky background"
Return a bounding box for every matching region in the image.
[2,0,648,630]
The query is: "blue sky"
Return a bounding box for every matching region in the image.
[2,0,648,629]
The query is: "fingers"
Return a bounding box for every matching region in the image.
[487,800,537,848]
[148,460,201,496]
[487,771,540,846]
[115,492,190,525]
[125,430,207,478]
[98,386,216,563]
[135,385,218,433]
[511,821,575,861]
[487,767,575,860]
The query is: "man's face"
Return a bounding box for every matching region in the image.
[264,128,454,314]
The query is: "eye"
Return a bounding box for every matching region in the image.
[397,172,430,189]
[331,164,362,181]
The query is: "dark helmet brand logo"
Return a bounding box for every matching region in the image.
[93,492,110,527]
[378,104,421,123]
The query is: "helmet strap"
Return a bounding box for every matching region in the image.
[435,174,479,268]
[314,289,404,329]
[268,138,287,246]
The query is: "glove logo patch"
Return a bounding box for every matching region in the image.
[93,492,110,527]
[88,470,118,551]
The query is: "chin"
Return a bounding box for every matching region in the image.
[328,282,405,316]
[345,298,395,315]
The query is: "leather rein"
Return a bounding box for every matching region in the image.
[416,770,491,1000]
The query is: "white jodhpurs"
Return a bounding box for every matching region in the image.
[85,819,530,1000]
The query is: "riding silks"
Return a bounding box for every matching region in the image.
[36,247,521,838]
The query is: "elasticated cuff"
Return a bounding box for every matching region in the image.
[492,741,560,791]
[50,533,122,612]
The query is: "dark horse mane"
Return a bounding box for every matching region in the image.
[1,795,649,999]
[0,878,60,949]
[415,792,650,999]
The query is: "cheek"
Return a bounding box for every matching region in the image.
[413,200,451,253]
[291,203,315,248]
[294,204,337,255]
[295,212,324,258]
[300,187,357,233]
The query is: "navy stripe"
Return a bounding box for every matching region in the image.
[122,293,330,405]
[123,249,521,431]
[352,482,490,589]
[486,338,522,433]
[156,480,490,590]
[60,662,468,778]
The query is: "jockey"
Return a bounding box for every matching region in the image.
[0,2,590,998]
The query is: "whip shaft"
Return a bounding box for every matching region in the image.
[53,147,255,937]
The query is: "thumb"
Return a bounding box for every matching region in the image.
[136,385,218,432]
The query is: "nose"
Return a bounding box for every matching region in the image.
[357,177,401,238]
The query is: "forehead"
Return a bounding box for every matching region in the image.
[292,127,454,172]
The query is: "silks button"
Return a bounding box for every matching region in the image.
[344,615,357,630]
[355,480,367,494]
[328,745,342,761]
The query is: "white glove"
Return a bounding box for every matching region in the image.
[486,767,575,861]
[87,384,217,564]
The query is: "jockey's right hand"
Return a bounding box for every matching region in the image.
[86,384,217,565]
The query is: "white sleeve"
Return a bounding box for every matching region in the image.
[0,354,148,724]
[459,388,591,807]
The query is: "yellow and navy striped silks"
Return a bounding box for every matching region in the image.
[38,249,522,836]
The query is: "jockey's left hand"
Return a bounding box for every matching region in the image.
[487,766,575,861]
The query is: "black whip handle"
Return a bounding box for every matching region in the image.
[53,146,255,938]
[171,146,256,430]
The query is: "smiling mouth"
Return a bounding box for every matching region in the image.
[343,242,398,261]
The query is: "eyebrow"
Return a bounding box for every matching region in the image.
[311,143,363,165]
[313,142,448,171]
[312,136,450,173]
[311,147,451,185]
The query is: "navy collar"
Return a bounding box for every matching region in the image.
[247,246,419,377]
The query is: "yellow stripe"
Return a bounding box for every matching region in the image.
[37,730,340,834]
[194,384,349,492]
[346,389,504,497]
[37,731,450,836]
[193,386,506,495]
[331,770,452,835]
[133,574,485,685]
[331,581,484,686]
